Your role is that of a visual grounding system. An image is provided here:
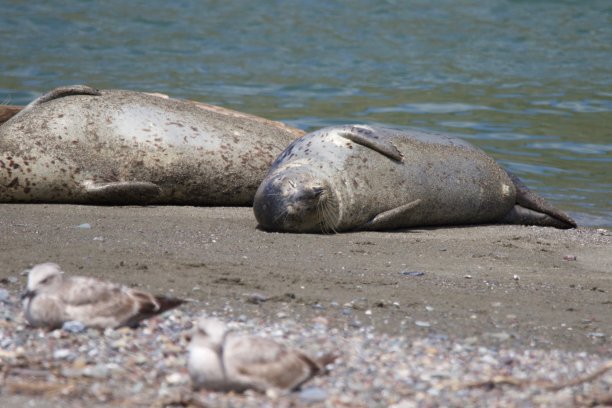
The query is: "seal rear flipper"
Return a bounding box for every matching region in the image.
[83,181,162,205]
[360,199,421,231]
[338,125,404,162]
[501,206,576,229]
[506,171,576,229]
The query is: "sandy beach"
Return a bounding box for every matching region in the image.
[0,204,610,406]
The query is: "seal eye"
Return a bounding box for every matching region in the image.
[312,187,324,197]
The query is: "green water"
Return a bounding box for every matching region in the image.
[1,0,610,225]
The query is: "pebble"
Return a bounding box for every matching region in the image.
[563,255,577,261]
[299,387,328,402]
[400,271,425,277]
[76,223,92,229]
[62,320,87,333]
[415,321,431,327]
[0,288,10,302]
[53,348,73,360]
[244,292,269,304]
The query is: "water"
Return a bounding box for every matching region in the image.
[1,0,610,226]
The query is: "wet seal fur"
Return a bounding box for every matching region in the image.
[0,85,303,205]
[253,124,576,232]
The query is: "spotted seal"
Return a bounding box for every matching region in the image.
[0,85,303,205]
[253,124,576,232]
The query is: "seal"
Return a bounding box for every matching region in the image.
[253,124,576,232]
[0,85,304,205]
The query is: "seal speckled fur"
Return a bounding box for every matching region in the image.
[0,85,303,205]
[253,124,576,232]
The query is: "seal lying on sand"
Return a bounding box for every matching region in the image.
[253,124,576,232]
[0,85,303,205]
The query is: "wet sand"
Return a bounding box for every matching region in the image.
[0,204,610,406]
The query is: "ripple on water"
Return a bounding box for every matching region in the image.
[527,142,612,156]
[363,102,493,115]
[531,99,612,113]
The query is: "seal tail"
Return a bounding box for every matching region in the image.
[502,171,577,229]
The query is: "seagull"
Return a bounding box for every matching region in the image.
[188,318,337,393]
[21,262,185,329]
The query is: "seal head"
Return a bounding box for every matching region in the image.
[254,168,338,233]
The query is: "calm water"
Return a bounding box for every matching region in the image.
[1,0,610,226]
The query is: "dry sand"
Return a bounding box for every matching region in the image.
[0,204,610,406]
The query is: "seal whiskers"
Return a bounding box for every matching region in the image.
[316,186,339,234]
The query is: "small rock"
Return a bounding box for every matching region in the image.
[486,332,511,341]
[62,320,87,333]
[349,319,362,328]
[76,223,91,229]
[513,274,520,280]
[563,255,577,261]
[53,348,73,360]
[0,288,10,303]
[83,364,116,378]
[348,298,368,311]
[244,292,269,304]
[400,271,425,277]
[587,332,606,338]
[415,321,431,328]
[165,372,187,385]
[464,275,472,279]
[299,387,328,403]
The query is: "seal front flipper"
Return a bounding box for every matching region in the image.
[504,171,576,229]
[29,85,101,106]
[83,181,162,205]
[337,125,404,162]
[360,199,421,231]
[14,85,102,120]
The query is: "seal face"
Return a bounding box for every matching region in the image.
[0,86,303,205]
[253,124,576,232]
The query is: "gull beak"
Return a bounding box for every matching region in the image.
[20,290,35,301]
